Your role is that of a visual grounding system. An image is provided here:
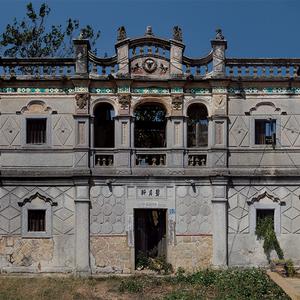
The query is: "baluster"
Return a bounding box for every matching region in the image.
[205,65,209,75]
[132,47,136,56]
[195,157,200,166]
[9,66,15,78]
[140,47,144,54]
[155,47,159,54]
[102,66,106,75]
[59,65,64,76]
[196,65,200,75]
[286,65,291,78]
[237,66,242,76]
[245,66,250,77]
[152,157,157,166]
[92,63,97,74]
[102,157,106,166]
[277,66,281,77]
[160,156,164,166]
[186,64,191,74]
[67,65,71,76]
[52,66,57,76]
[293,66,298,77]
[162,47,166,56]
[110,65,115,74]
[148,46,152,54]
[262,66,266,77]
[188,156,192,166]
[229,66,234,76]
[96,157,100,166]
[201,158,206,166]
[138,156,142,166]
[269,66,274,77]
[108,157,113,166]
[253,66,257,78]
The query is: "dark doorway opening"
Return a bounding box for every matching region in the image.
[134,209,167,268]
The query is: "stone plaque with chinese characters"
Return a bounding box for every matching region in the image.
[137,187,165,199]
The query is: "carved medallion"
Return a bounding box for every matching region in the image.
[142,58,157,73]
[75,93,90,109]
[118,94,131,110]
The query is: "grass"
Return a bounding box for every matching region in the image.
[0,268,291,300]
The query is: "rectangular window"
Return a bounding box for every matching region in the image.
[26,118,46,144]
[255,119,276,145]
[256,209,274,230]
[28,210,46,232]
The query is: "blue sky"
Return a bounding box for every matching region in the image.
[0,0,299,58]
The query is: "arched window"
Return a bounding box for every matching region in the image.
[187,104,208,147]
[94,103,115,148]
[134,103,166,148]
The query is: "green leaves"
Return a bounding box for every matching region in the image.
[256,216,284,261]
[0,2,100,57]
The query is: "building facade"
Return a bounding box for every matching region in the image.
[0,27,299,275]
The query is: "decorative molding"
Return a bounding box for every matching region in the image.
[90,87,115,94]
[228,87,300,94]
[171,87,184,94]
[132,87,169,94]
[247,191,285,205]
[0,87,74,94]
[118,86,130,93]
[75,87,89,93]
[75,93,90,109]
[18,192,57,207]
[185,88,211,94]
[20,100,52,114]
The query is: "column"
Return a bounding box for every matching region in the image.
[74,184,91,275]
[211,177,228,267]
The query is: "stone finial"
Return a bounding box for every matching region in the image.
[173,26,183,42]
[145,26,154,36]
[215,28,225,40]
[117,26,127,41]
[78,30,84,40]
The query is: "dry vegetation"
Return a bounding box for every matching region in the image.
[0,268,290,300]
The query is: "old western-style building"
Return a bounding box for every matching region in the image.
[0,26,299,275]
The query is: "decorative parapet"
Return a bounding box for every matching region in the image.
[0,28,299,81]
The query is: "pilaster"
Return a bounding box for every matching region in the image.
[74,183,91,276]
[211,177,228,267]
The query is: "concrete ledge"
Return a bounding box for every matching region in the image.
[267,271,300,300]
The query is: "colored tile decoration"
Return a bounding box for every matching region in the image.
[132,87,169,94]
[228,87,300,94]
[75,87,89,93]
[118,86,130,93]
[90,88,115,94]
[171,87,183,93]
[212,87,227,93]
[0,87,74,94]
[185,88,211,94]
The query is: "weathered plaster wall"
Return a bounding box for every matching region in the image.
[228,185,300,266]
[168,235,212,272]
[0,186,75,272]
[90,236,130,274]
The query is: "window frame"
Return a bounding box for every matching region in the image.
[250,115,281,148]
[249,202,281,235]
[22,115,51,148]
[254,119,276,145]
[20,196,53,238]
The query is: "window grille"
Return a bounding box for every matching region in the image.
[28,209,46,232]
[26,119,47,144]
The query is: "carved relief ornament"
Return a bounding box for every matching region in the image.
[75,93,90,109]
[118,94,131,110]
[172,94,184,110]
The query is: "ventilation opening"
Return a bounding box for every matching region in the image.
[134,209,166,269]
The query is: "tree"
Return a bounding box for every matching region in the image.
[0,2,100,58]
